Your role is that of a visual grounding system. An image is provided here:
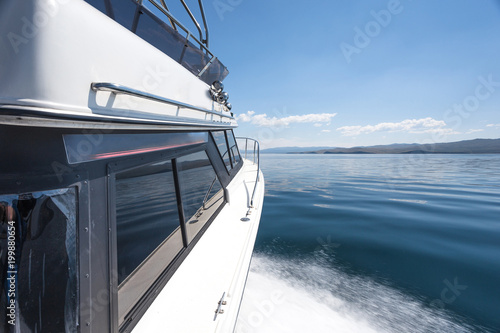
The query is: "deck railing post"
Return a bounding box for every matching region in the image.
[236,137,261,209]
[253,141,256,164]
[245,138,248,159]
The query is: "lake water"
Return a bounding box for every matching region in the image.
[236,154,500,332]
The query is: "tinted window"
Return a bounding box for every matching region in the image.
[0,188,78,333]
[176,151,223,243]
[199,58,229,85]
[84,0,108,14]
[115,160,184,324]
[136,9,186,63]
[180,39,211,76]
[212,131,232,171]
[110,0,137,30]
[115,160,181,285]
[226,130,241,165]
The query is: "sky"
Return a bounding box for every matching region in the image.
[168,0,500,148]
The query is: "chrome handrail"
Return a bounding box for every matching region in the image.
[91,82,234,120]
[158,0,178,31]
[236,137,261,208]
[197,0,209,48]
[179,0,204,47]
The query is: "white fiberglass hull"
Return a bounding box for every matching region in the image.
[0,0,235,127]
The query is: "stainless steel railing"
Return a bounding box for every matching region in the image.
[147,0,210,55]
[146,0,225,81]
[236,137,260,208]
[91,82,234,120]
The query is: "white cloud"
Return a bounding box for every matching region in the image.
[321,129,331,133]
[466,129,484,134]
[486,123,500,128]
[238,110,255,122]
[336,117,457,136]
[237,111,337,128]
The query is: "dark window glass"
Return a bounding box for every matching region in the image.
[212,131,232,171]
[109,0,138,31]
[177,151,224,243]
[115,160,184,324]
[0,188,78,333]
[226,130,241,165]
[84,0,108,14]
[136,9,186,63]
[199,58,229,85]
[180,39,211,76]
[63,132,208,164]
[115,160,181,285]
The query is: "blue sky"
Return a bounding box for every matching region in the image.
[172,0,500,148]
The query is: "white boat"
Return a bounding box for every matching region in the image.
[0,0,264,332]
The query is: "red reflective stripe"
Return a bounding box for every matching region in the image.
[91,141,205,160]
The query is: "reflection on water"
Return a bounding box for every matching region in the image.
[239,154,500,332]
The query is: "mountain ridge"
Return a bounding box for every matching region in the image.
[280,138,500,154]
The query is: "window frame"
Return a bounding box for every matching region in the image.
[209,130,243,180]
[175,150,225,244]
[226,129,242,166]
[210,130,232,173]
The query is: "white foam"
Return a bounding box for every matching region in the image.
[236,254,475,333]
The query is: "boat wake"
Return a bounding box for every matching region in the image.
[236,253,481,333]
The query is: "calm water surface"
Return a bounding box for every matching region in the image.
[237,154,500,333]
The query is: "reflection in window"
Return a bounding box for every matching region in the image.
[176,151,224,243]
[0,188,78,333]
[226,130,241,165]
[115,160,181,285]
[212,131,232,171]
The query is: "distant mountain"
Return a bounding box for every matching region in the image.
[291,138,500,154]
[261,146,335,154]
